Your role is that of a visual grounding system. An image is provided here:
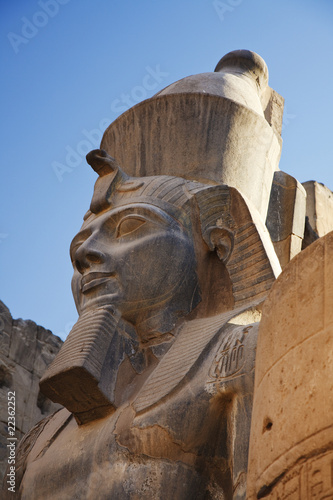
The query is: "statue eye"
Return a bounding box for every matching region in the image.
[116,216,146,237]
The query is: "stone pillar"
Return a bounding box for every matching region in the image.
[247,231,333,499]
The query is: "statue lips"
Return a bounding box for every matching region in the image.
[81,272,115,293]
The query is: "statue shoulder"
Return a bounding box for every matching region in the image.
[14,408,71,495]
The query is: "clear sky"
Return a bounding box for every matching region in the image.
[1,0,333,340]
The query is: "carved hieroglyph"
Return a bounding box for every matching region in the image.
[4,49,324,499]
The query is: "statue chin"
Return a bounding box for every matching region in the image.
[40,276,202,424]
[39,307,119,424]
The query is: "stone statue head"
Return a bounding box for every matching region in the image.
[70,149,238,341]
[70,148,282,337]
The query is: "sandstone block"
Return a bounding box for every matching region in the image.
[266,171,306,268]
[303,180,333,237]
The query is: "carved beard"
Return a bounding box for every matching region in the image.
[39,306,146,425]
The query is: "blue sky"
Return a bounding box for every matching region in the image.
[1,0,333,340]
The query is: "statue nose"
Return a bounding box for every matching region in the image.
[74,239,105,274]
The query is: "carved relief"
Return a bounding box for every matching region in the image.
[264,451,333,500]
[209,331,249,382]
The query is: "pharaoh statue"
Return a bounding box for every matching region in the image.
[5,50,326,499]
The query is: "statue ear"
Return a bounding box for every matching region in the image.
[206,227,234,264]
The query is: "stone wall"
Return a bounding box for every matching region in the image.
[0,301,62,483]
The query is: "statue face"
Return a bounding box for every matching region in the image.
[70,201,199,336]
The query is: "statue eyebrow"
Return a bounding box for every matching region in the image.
[101,204,175,225]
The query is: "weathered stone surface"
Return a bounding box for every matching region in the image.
[266,171,306,268]
[247,230,333,499]
[0,301,62,484]
[303,180,333,237]
[18,315,262,499]
[302,215,319,249]
[261,87,285,137]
